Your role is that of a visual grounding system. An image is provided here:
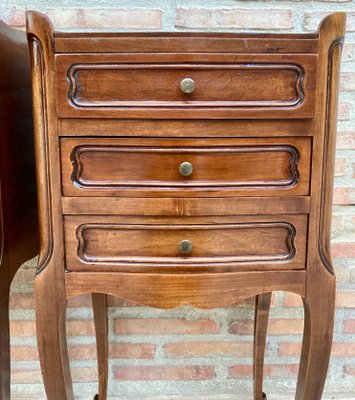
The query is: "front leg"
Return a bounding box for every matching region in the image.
[253,292,272,400]
[35,269,74,400]
[295,276,335,400]
[92,293,109,400]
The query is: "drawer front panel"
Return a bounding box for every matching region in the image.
[61,138,311,197]
[56,54,316,119]
[64,215,308,273]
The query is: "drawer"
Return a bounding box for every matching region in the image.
[60,137,311,197]
[55,54,317,119]
[64,215,308,273]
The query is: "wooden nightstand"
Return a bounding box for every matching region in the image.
[0,21,38,399]
[27,11,345,400]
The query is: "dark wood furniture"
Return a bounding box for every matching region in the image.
[0,21,38,399]
[27,11,345,400]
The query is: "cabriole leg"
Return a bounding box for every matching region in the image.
[253,292,272,400]
[295,277,335,400]
[93,293,109,400]
[35,272,74,400]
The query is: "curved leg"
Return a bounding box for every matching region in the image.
[92,293,109,400]
[253,292,272,400]
[0,287,11,400]
[295,276,335,400]
[35,272,74,400]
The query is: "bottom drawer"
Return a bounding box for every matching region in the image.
[64,215,308,273]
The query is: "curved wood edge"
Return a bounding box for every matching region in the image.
[92,293,108,400]
[65,271,306,309]
[253,292,272,400]
[318,13,346,275]
[26,11,56,276]
[307,12,346,277]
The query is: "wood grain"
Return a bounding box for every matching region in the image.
[56,53,316,119]
[58,118,315,138]
[61,137,311,197]
[62,196,311,216]
[65,271,306,309]
[64,214,308,273]
[54,33,319,54]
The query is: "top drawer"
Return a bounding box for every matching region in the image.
[55,54,317,119]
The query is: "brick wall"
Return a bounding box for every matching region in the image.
[2,1,355,399]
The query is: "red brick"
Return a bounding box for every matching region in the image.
[46,8,162,29]
[331,213,343,236]
[115,318,219,335]
[340,72,355,91]
[68,343,155,360]
[67,294,92,308]
[176,8,293,30]
[284,292,303,308]
[9,293,34,309]
[229,364,298,378]
[110,343,156,359]
[12,367,96,384]
[333,187,353,205]
[335,157,347,176]
[337,131,355,149]
[336,291,355,308]
[278,342,302,356]
[338,103,351,120]
[3,6,26,27]
[331,242,355,258]
[67,320,95,336]
[164,341,253,358]
[12,369,42,384]
[344,319,355,333]
[10,320,95,337]
[10,321,35,336]
[332,342,355,357]
[304,12,355,32]
[279,342,355,357]
[11,346,39,361]
[228,318,303,335]
[68,344,96,360]
[114,365,216,381]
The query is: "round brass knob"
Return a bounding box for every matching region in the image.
[179,239,193,255]
[180,77,195,94]
[179,161,193,177]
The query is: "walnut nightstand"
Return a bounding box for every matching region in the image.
[27,11,345,400]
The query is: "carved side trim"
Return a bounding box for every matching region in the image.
[67,63,305,109]
[318,36,344,275]
[75,222,297,266]
[70,145,300,191]
[27,35,54,275]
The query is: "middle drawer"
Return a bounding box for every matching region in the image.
[61,137,311,197]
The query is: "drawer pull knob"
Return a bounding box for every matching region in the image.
[180,78,195,94]
[179,161,193,177]
[179,239,193,255]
